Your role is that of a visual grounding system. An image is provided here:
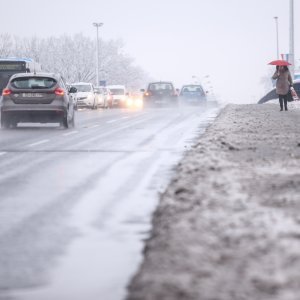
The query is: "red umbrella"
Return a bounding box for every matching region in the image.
[268,60,292,66]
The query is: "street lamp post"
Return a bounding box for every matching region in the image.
[274,16,279,59]
[289,0,294,78]
[93,22,104,86]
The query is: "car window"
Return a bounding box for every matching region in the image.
[181,85,204,95]
[12,77,56,89]
[73,85,92,92]
[149,83,173,91]
[110,89,125,95]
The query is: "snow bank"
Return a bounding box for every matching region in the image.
[126,104,300,300]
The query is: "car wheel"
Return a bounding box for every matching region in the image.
[10,120,18,128]
[62,113,69,129]
[1,113,10,129]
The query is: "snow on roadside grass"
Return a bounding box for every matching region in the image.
[126,104,300,300]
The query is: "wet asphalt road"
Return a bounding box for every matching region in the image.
[0,105,219,300]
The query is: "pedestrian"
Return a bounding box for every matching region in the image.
[272,65,293,111]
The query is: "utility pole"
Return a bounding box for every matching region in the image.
[93,22,104,86]
[274,16,279,59]
[289,0,294,78]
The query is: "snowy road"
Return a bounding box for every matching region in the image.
[0,106,219,300]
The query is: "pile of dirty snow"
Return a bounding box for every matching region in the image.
[126,104,300,300]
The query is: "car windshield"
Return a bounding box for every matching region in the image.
[73,85,92,92]
[110,89,125,95]
[149,83,173,91]
[181,86,204,94]
[12,77,56,89]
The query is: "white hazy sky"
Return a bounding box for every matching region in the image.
[1,0,299,103]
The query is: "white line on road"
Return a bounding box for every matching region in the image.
[107,116,131,124]
[63,131,79,136]
[0,152,7,156]
[27,139,50,147]
[89,125,100,129]
[106,119,118,124]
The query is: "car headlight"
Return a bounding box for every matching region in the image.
[134,99,143,107]
[127,98,133,106]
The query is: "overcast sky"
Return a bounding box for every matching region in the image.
[1,0,299,103]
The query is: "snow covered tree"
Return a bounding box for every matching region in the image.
[0,33,150,88]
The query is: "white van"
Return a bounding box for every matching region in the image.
[107,85,128,107]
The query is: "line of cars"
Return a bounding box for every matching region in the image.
[69,83,140,110]
[0,78,209,129]
[142,81,208,107]
[69,81,208,109]
[71,82,112,109]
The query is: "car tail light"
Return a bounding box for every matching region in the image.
[2,88,12,96]
[145,91,152,97]
[55,88,65,96]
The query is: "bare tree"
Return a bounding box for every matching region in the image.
[0,34,13,57]
[0,33,150,89]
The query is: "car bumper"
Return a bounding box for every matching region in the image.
[76,98,94,108]
[144,97,178,105]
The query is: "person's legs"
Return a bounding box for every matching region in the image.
[283,95,288,111]
[279,95,283,111]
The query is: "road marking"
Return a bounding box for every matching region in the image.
[27,139,50,147]
[89,124,100,129]
[106,119,118,124]
[106,116,131,124]
[0,152,7,156]
[63,130,79,136]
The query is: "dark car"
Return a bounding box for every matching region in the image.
[142,81,178,106]
[258,80,300,104]
[179,84,207,105]
[0,73,77,128]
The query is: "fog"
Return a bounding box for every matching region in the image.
[1,0,299,103]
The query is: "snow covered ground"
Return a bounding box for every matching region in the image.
[126,103,300,300]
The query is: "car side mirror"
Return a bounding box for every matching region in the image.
[140,89,145,92]
[69,87,77,93]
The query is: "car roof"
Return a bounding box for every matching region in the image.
[181,84,204,88]
[71,82,93,85]
[10,72,60,80]
[148,81,173,84]
[107,85,125,88]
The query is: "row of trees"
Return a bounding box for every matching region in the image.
[0,33,150,89]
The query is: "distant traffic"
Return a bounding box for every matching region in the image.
[0,57,211,129]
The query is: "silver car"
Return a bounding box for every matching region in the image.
[0,73,76,128]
